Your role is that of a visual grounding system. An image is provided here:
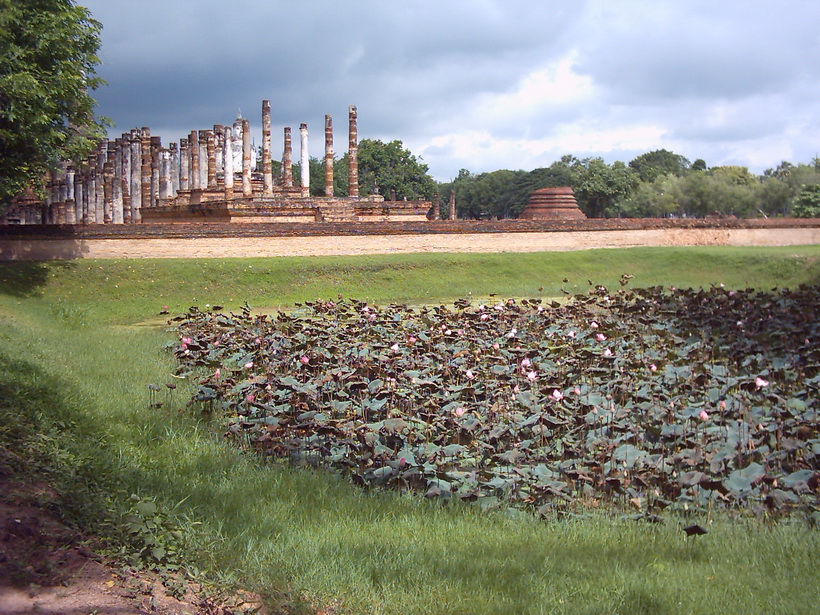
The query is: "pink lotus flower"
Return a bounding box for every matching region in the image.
[454,407,465,417]
[526,370,538,382]
[245,393,255,403]
[244,361,254,369]
[649,363,657,372]
[181,337,192,345]
[492,343,500,351]
[551,389,563,401]
[506,328,517,338]
[521,357,531,368]
[494,304,504,312]
[537,305,544,313]
[719,400,726,411]
[300,355,310,365]
[755,376,769,388]
[567,330,576,338]
[465,369,475,380]
[399,457,407,468]
[480,313,489,321]
[595,333,607,342]
[368,314,377,322]
[513,384,520,394]
[590,321,599,329]
[408,336,416,344]
[573,386,581,395]
[699,410,709,421]
[214,368,221,379]
[603,348,613,357]
[390,343,400,352]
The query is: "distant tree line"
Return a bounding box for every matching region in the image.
[301,140,820,219]
[436,151,820,219]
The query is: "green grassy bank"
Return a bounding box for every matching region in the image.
[1,246,818,614]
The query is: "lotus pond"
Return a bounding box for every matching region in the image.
[171,283,819,521]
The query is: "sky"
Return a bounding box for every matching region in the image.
[81,0,820,182]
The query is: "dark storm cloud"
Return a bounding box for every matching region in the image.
[81,0,820,180]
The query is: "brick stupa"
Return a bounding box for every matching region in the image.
[520,186,586,220]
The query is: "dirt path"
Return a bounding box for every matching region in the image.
[2,227,818,260]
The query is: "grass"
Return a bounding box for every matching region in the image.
[0,246,819,614]
[1,245,818,325]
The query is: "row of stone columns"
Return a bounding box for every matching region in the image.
[18,102,361,224]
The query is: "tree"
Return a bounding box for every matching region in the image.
[0,0,107,204]
[628,149,691,182]
[792,184,820,218]
[570,158,638,218]
[357,139,435,201]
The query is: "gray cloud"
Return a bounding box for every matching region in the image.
[82,0,820,180]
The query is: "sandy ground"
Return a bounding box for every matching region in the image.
[1,227,818,260]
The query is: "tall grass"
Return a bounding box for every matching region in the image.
[1,246,818,614]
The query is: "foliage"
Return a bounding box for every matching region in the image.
[357,138,435,201]
[0,0,107,204]
[440,163,573,219]
[173,286,819,521]
[439,152,820,219]
[629,149,691,183]
[792,184,820,218]
[569,157,638,218]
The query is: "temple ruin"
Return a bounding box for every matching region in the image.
[519,187,587,220]
[4,103,432,225]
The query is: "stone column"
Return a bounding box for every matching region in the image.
[198,130,208,189]
[159,148,173,203]
[189,130,199,190]
[242,118,252,197]
[112,139,124,224]
[130,130,142,223]
[223,126,234,199]
[121,134,131,224]
[282,127,293,188]
[213,125,224,180]
[449,190,457,220]
[206,130,216,188]
[348,105,358,198]
[72,168,83,224]
[262,100,273,195]
[299,122,309,197]
[103,158,114,224]
[179,138,189,191]
[140,128,152,215]
[430,192,440,220]
[64,166,76,224]
[83,164,93,224]
[324,114,334,197]
[150,136,161,208]
[170,142,179,196]
[55,165,68,224]
[95,142,106,223]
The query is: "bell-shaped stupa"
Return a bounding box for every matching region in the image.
[520,186,586,220]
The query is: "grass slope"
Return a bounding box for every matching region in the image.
[1,246,818,614]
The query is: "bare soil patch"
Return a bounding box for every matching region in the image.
[0,478,264,615]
